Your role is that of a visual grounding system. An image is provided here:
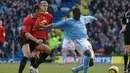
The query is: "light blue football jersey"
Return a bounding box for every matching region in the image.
[53,15,97,40]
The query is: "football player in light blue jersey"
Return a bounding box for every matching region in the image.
[62,15,97,65]
[40,8,97,73]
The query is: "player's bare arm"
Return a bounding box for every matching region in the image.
[120,24,126,33]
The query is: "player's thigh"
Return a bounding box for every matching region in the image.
[29,39,51,54]
[68,40,75,50]
[22,44,30,57]
[74,38,93,56]
[62,39,75,51]
[28,40,39,52]
[124,31,130,53]
[74,38,92,50]
[62,39,69,49]
[36,44,51,54]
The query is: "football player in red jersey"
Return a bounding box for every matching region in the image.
[18,4,51,73]
[0,20,6,54]
[30,1,53,73]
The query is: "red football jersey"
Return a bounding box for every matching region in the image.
[20,14,37,35]
[32,13,53,39]
[0,26,6,42]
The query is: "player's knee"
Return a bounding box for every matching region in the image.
[46,48,52,54]
[24,52,30,58]
[71,50,75,54]
[37,44,52,54]
[84,50,91,57]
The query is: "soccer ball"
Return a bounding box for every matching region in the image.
[109,66,119,73]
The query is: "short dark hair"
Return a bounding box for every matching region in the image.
[73,7,81,15]
[32,4,41,13]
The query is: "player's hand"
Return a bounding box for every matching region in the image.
[36,39,43,44]
[120,28,125,34]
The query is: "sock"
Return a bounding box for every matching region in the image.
[73,53,77,63]
[124,53,128,69]
[30,57,36,66]
[83,56,90,73]
[73,64,83,72]
[50,49,54,58]
[33,53,49,68]
[18,57,28,73]
[62,51,66,64]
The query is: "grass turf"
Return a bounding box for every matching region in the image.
[0,63,123,73]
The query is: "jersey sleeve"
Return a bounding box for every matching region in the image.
[49,14,53,24]
[53,20,67,29]
[84,16,97,24]
[2,27,5,36]
[21,18,32,34]
[122,13,126,25]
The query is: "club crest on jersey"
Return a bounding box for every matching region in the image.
[22,26,26,30]
[126,19,129,23]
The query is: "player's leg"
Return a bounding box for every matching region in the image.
[71,50,78,64]
[30,39,45,67]
[30,52,37,67]
[18,43,30,73]
[72,38,94,73]
[68,40,78,64]
[31,43,51,70]
[127,45,130,73]
[62,39,69,64]
[62,48,67,64]
[124,46,129,72]
[124,31,130,72]
[29,39,51,73]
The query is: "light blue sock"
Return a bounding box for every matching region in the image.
[73,53,77,63]
[83,56,90,73]
[73,64,83,72]
[62,51,66,64]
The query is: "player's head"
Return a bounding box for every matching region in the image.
[73,7,81,20]
[40,1,48,12]
[0,20,2,26]
[32,4,44,17]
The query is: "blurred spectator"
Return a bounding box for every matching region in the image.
[0,1,8,15]
[0,20,5,57]
[87,0,130,55]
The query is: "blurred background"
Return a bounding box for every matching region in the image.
[0,0,129,62]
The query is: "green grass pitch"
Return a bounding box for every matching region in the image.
[0,63,123,73]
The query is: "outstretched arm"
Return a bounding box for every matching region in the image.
[40,20,67,29]
[83,16,97,25]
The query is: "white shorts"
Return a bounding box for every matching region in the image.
[73,38,94,58]
[62,39,75,50]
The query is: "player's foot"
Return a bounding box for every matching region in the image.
[30,66,39,73]
[71,68,78,73]
[62,61,66,65]
[128,67,130,73]
[89,58,94,67]
[124,68,128,73]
